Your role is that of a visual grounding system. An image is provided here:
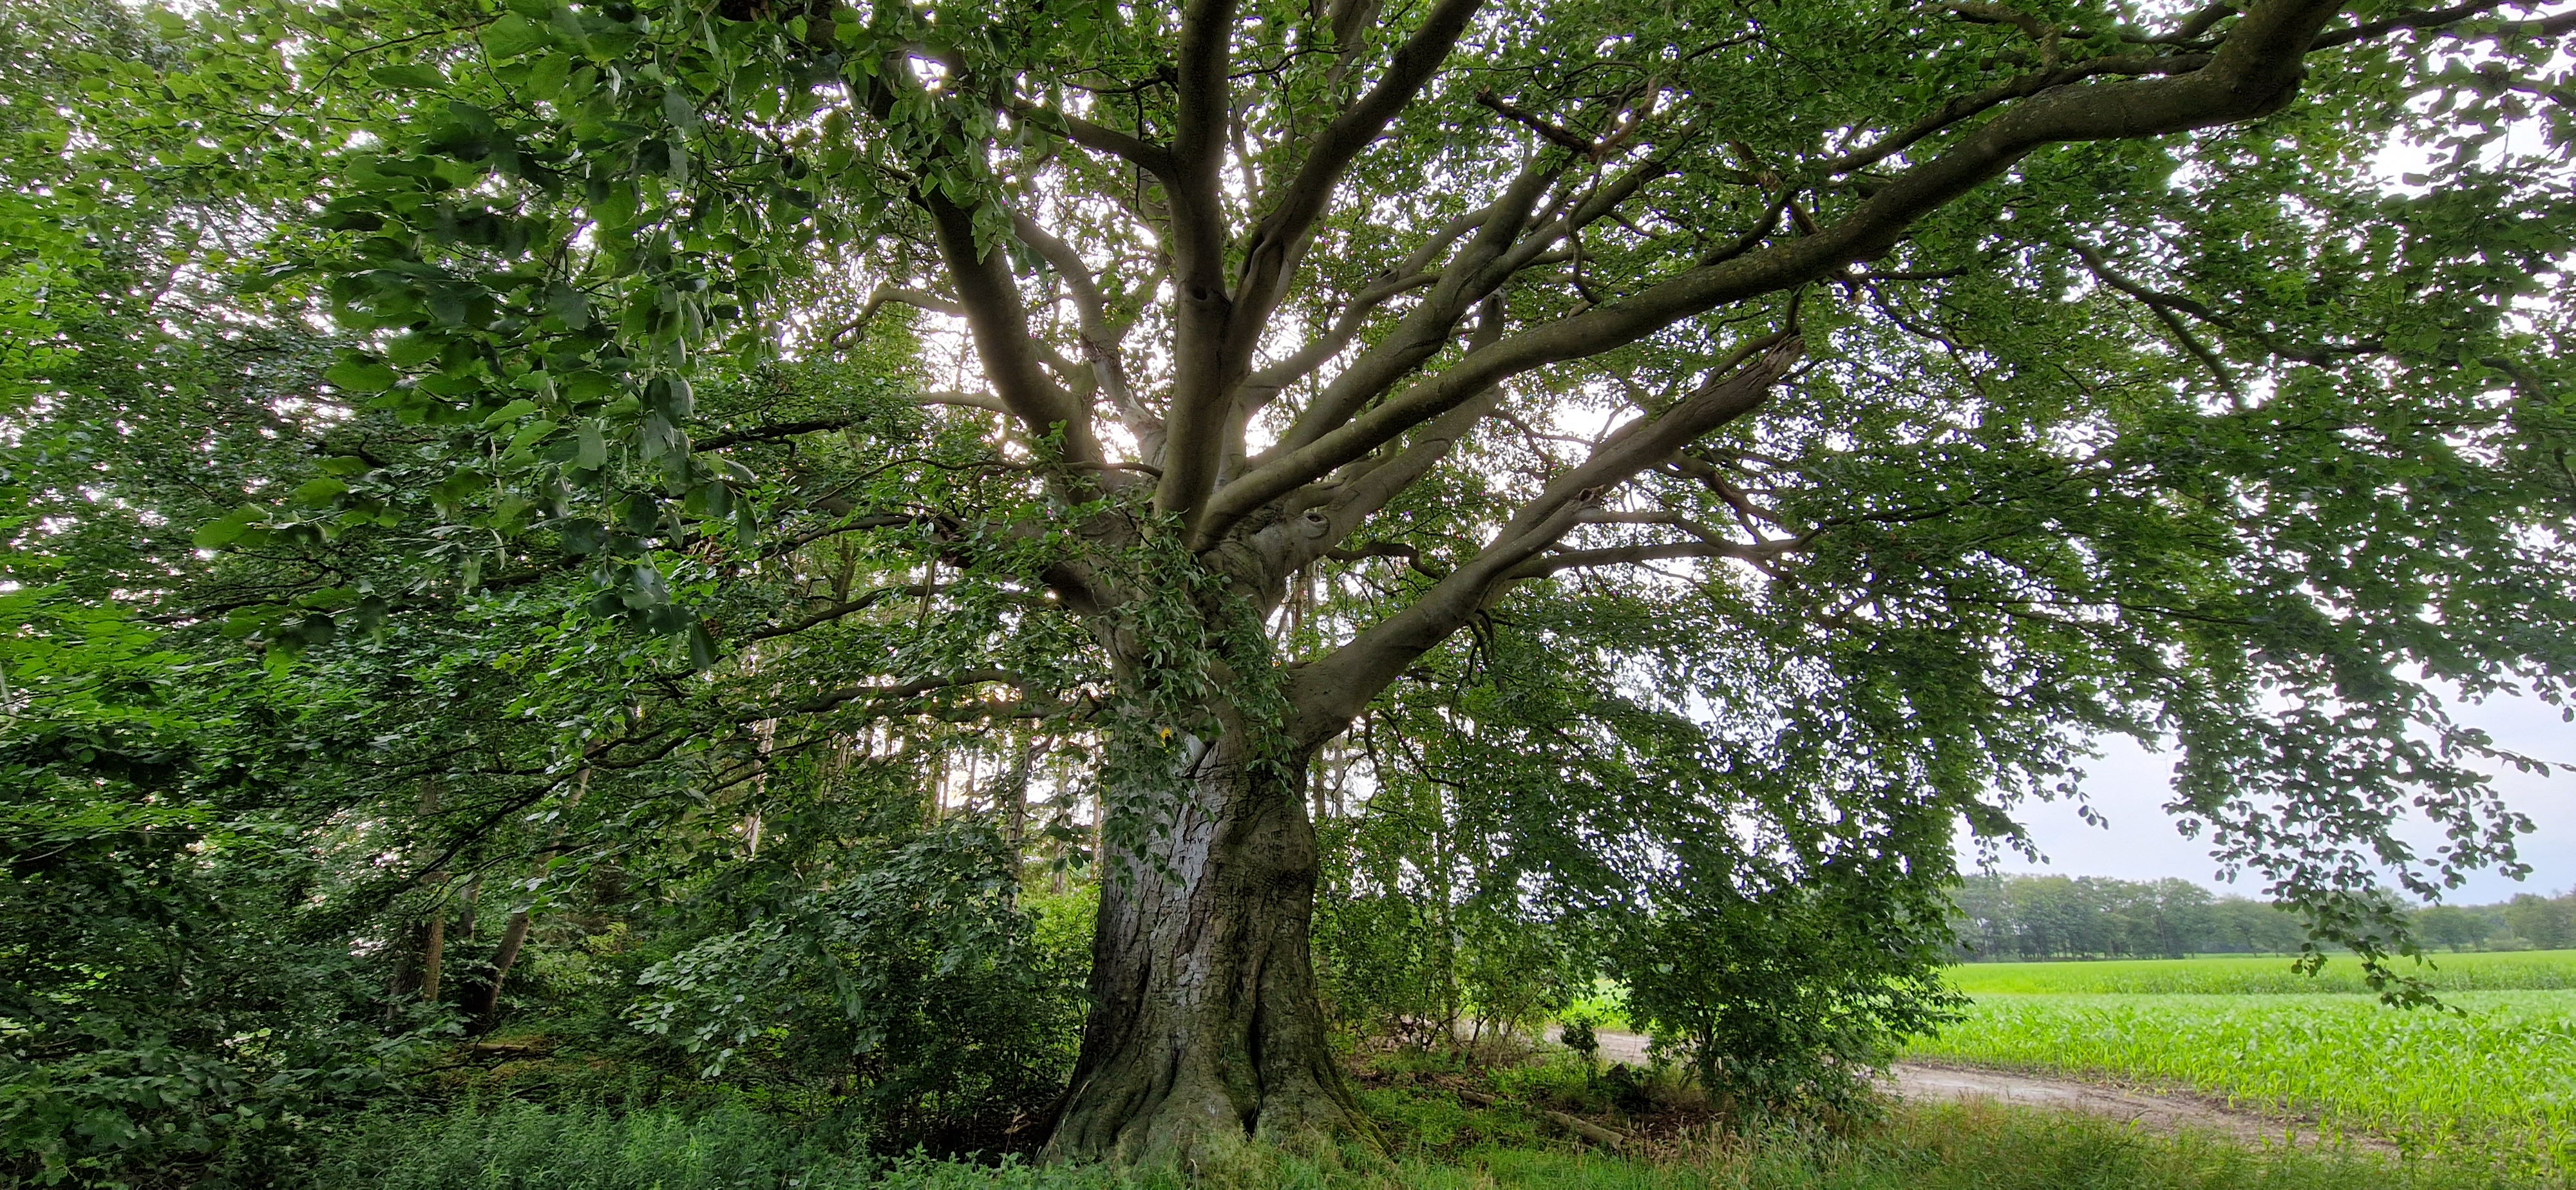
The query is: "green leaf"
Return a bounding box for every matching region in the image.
[547,281,591,330]
[643,375,694,419]
[616,491,660,533]
[323,359,400,394]
[560,371,619,403]
[526,52,573,103]
[662,88,699,131]
[575,420,608,470]
[432,468,489,509]
[384,334,444,367]
[223,605,279,639]
[291,477,349,507]
[482,398,542,427]
[192,506,263,549]
[559,517,607,554]
[366,63,447,90]
[506,418,561,455]
[481,13,553,61]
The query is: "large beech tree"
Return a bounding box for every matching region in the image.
[72,0,2576,1162]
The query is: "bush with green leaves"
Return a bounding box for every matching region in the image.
[1609,878,1962,1117]
[0,596,440,1188]
[632,800,1088,1149]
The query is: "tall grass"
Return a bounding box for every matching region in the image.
[308,1099,878,1190]
[1394,1105,2523,1190]
[301,1099,2548,1190]
[1909,990,2576,1175]
[1944,950,2576,996]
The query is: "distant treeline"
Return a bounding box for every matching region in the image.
[1950,874,2576,961]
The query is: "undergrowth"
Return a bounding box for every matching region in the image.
[295,1075,2555,1190]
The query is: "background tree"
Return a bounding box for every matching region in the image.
[1951,874,2325,958]
[2412,903,2501,952]
[2505,893,2576,950]
[1944,876,2576,959]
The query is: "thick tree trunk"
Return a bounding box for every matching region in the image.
[1043,748,1361,1164]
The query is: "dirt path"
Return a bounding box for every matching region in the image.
[1561,1030,2392,1153]
[1885,1061,2394,1152]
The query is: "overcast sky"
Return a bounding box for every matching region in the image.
[1971,689,2575,905]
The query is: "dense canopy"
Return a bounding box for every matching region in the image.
[5,0,2575,1175]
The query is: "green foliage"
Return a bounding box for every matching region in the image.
[1555,1017,1597,1067]
[1952,876,2573,960]
[1950,874,2313,959]
[0,11,1099,1146]
[308,1099,882,1190]
[149,0,2573,999]
[1609,883,1962,1117]
[633,820,1086,1141]
[1314,589,1964,1113]
[10,0,2576,1166]
[1403,1106,2524,1190]
[1311,724,1477,1041]
[2504,894,2576,951]
[2412,905,2504,952]
[0,595,438,1187]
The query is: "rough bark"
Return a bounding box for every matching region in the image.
[1044,746,1359,1164]
[419,913,446,1005]
[471,908,530,1035]
[386,913,445,1012]
[393,782,446,1008]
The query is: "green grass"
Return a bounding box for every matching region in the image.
[301,1098,2550,1190]
[1909,989,2576,1175]
[1372,1106,2521,1190]
[307,1099,883,1190]
[1944,950,2576,996]
[1560,977,1635,1032]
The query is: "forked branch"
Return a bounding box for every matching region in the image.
[1157,0,1491,521]
[1287,339,1806,736]
[1200,0,2347,547]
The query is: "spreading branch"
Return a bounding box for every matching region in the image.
[824,284,961,350]
[1203,0,2347,548]
[922,192,1120,485]
[1157,0,1491,523]
[1288,338,1805,737]
[1500,536,1803,580]
[1010,100,1179,178]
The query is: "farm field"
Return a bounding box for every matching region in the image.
[1946,949,2576,995]
[1915,952,2576,1176]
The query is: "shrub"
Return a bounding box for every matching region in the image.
[2,764,437,1187]
[630,822,1088,1149]
[1609,876,1962,1118]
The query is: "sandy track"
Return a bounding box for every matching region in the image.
[1885,1061,2392,1152]
[1561,1029,2391,1153]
